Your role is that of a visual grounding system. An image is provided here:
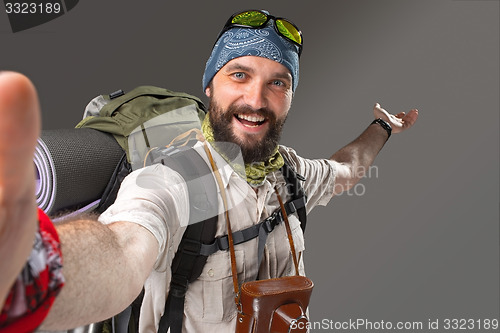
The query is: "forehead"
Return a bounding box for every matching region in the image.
[219,56,292,80]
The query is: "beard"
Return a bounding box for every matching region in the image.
[207,99,287,164]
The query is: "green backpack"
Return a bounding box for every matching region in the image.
[75,85,209,214]
[76,86,206,162]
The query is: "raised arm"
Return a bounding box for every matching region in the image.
[0,72,158,330]
[331,103,418,195]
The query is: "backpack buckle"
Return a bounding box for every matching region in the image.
[262,218,274,233]
[262,210,281,233]
[217,236,229,251]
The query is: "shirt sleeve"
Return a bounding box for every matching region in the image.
[0,208,64,333]
[279,146,337,212]
[98,164,190,271]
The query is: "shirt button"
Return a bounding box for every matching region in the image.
[208,269,215,277]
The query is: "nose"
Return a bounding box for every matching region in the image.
[243,81,268,110]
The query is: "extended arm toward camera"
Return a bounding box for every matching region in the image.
[0,72,158,330]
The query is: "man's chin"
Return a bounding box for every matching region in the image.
[234,133,265,148]
[212,137,268,164]
[240,141,277,164]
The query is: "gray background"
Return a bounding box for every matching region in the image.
[2,0,498,331]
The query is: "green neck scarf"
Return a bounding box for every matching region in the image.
[201,116,284,187]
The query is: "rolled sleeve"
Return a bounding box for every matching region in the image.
[99,164,189,271]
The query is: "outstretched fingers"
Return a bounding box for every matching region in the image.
[401,109,419,131]
[373,103,419,134]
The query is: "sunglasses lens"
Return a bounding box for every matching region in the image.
[231,10,268,27]
[276,19,302,45]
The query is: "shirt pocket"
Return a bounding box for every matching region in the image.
[185,249,245,323]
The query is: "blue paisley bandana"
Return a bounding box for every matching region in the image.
[202,20,300,93]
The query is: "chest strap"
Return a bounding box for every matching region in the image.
[197,195,306,265]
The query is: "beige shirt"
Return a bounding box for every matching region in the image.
[99,144,337,333]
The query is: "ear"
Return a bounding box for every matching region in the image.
[205,86,211,98]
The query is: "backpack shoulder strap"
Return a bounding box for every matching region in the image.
[148,142,218,333]
[280,158,308,232]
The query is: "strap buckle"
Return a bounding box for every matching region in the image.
[262,210,281,233]
[217,236,229,251]
[262,217,274,233]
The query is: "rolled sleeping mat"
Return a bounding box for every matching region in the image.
[34,128,125,217]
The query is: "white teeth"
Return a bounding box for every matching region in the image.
[237,114,265,123]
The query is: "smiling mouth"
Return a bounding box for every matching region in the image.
[235,114,266,128]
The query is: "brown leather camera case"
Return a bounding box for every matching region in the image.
[236,275,314,333]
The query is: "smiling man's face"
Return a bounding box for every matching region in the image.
[205,56,293,163]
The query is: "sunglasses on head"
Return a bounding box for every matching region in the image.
[215,10,303,56]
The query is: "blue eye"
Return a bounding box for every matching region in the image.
[233,72,246,79]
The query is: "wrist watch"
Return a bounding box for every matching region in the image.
[371,118,392,138]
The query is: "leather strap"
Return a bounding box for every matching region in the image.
[275,188,300,275]
[202,143,241,306]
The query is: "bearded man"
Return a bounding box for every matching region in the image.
[0,9,418,333]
